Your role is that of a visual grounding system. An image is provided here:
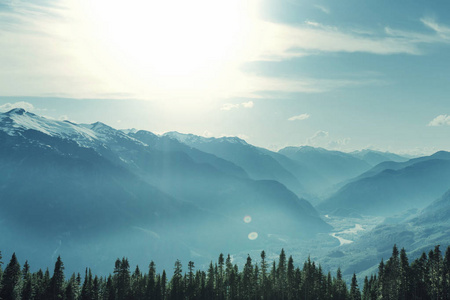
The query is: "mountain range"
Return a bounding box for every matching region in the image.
[2,108,449,278]
[0,109,329,273]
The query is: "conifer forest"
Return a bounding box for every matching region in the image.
[1,244,450,300]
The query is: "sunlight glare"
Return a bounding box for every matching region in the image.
[84,0,253,78]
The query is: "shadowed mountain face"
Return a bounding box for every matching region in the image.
[350,149,409,166]
[319,153,450,216]
[0,109,331,274]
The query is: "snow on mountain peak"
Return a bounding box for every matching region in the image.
[6,108,26,115]
[164,131,248,146]
[0,110,98,144]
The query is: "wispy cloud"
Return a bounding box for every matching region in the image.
[1,0,449,101]
[221,101,254,111]
[314,5,330,15]
[421,17,450,38]
[0,101,35,112]
[428,114,450,126]
[241,101,254,108]
[220,103,240,111]
[306,130,350,150]
[288,113,310,121]
[248,20,431,62]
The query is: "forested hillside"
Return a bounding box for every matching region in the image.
[1,245,449,300]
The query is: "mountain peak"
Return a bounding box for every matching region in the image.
[6,108,27,115]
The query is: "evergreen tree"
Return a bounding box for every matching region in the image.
[259,251,268,299]
[443,246,450,300]
[334,267,347,300]
[113,258,130,300]
[286,256,295,300]
[205,262,215,299]
[187,261,195,299]
[430,245,443,299]
[0,253,21,300]
[80,268,93,300]
[161,270,167,300]
[349,273,361,300]
[385,244,400,299]
[242,255,254,299]
[65,273,77,300]
[103,275,115,300]
[92,276,100,300]
[0,251,2,292]
[170,259,183,300]
[399,247,411,300]
[217,254,225,300]
[146,261,156,300]
[49,256,65,300]
[21,261,33,300]
[277,249,287,299]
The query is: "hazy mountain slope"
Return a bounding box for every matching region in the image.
[164,131,306,197]
[278,146,372,186]
[319,158,450,216]
[129,130,249,179]
[257,147,331,200]
[352,151,450,183]
[350,149,409,166]
[326,190,450,278]
[0,109,331,273]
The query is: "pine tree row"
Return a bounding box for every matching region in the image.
[0,245,449,300]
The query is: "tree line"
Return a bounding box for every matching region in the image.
[0,244,450,300]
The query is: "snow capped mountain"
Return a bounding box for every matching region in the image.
[0,109,146,151]
[164,131,248,145]
[0,108,98,144]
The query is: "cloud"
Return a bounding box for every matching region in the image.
[1,0,449,101]
[421,18,450,38]
[306,130,350,150]
[307,130,329,145]
[202,130,213,137]
[314,5,330,14]
[221,101,255,111]
[220,103,240,111]
[241,101,254,108]
[237,134,249,140]
[428,114,450,126]
[0,101,35,112]
[288,113,310,121]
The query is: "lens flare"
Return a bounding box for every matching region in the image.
[248,232,258,240]
[243,215,252,223]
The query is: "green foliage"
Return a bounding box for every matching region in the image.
[0,253,21,300]
[2,244,450,299]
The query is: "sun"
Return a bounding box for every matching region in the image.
[75,0,255,94]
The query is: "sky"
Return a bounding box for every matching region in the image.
[1,0,450,155]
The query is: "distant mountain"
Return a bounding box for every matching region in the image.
[129,130,249,179]
[164,132,306,197]
[350,149,409,166]
[278,146,372,186]
[351,151,450,183]
[319,152,450,216]
[256,148,331,201]
[0,109,331,274]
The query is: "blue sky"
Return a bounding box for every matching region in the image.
[1,0,450,155]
